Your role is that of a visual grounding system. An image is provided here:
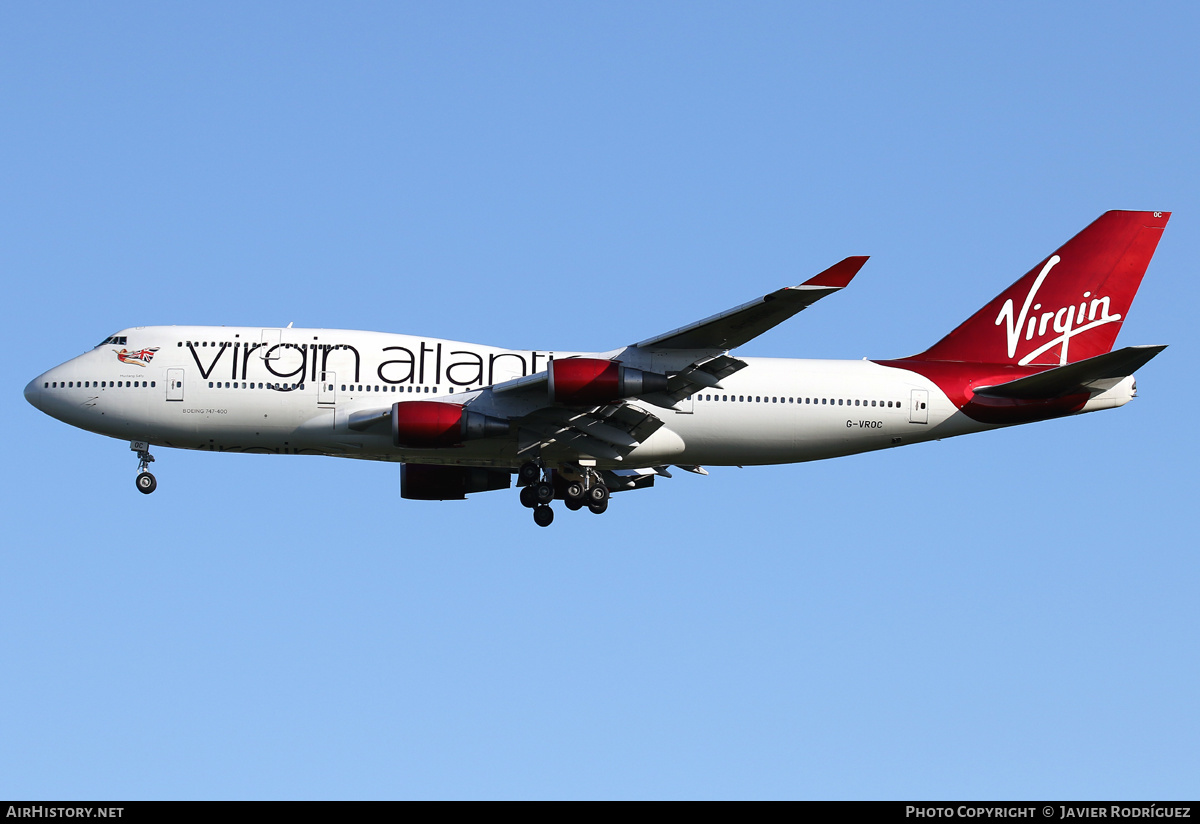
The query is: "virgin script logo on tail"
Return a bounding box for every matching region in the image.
[994,256,1122,365]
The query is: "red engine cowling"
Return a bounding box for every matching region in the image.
[392,401,510,448]
[548,358,668,405]
[400,464,511,500]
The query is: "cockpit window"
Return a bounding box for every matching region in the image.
[95,335,128,348]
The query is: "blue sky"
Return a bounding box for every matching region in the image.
[2,2,1197,799]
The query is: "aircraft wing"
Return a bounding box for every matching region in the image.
[634,256,868,350]
[491,351,749,411]
[447,257,869,467]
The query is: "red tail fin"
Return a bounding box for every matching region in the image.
[914,210,1170,365]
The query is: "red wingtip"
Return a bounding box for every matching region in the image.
[803,255,869,289]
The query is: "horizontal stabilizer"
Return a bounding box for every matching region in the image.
[974,345,1166,399]
[635,256,868,350]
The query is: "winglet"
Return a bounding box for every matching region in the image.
[802,256,869,289]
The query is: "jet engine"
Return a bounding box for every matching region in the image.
[548,358,668,405]
[391,401,510,448]
[400,464,511,500]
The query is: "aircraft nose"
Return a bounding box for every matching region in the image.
[24,375,47,413]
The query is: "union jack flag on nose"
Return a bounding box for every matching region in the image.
[114,347,159,366]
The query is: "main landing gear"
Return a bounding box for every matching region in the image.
[132,441,157,495]
[516,461,610,526]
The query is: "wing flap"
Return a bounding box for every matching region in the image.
[638,354,749,407]
[514,402,665,461]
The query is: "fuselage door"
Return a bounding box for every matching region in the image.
[319,371,336,406]
[909,389,929,424]
[167,368,185,401]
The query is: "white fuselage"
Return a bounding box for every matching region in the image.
[24,325,1136,471]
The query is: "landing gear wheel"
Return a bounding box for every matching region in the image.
[519,485,538,509]
[564,481,585,501]
[586,485,609,506]
[588,499,608,515]
[518,462,541,487]
[131,442,156,493]
[533,482,555,505]
[565,498,584,512]
[533,505,554,527]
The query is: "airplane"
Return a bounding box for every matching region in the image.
[24,210,1169,527]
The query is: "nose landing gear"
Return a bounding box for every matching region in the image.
[131,440,157,494]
